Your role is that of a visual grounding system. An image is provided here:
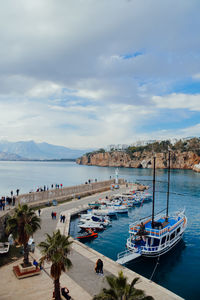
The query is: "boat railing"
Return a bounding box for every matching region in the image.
[117,248,141,260]
[129,217,184,237]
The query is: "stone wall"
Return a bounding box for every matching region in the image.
[0,179,125,238]
[17,179,124,206]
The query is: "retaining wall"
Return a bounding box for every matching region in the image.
[0,179,125,238]
[17,179,124,205]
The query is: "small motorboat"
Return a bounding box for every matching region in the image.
[78,221,104,230]
[0,242,10,254]
[79,215,111,227]
[76,229,98,240]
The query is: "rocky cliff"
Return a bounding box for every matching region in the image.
[76,150,200,170]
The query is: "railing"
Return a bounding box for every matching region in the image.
[129,210,185,237]
[127,224,186,254]
[117,247,142,261]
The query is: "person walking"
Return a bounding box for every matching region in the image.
[16,189,19,196]
[12,196,16,206]
[51,211,54,219]
[95,258,103,275]
[62,215,66,223]
[38,209,41,216]
[99,259,103,275]
[1,197,5,211]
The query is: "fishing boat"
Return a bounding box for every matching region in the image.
[117,152,187,265]
[76,229,98,240]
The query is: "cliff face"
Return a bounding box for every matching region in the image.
[76,151,200,170]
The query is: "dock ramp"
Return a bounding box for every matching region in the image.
[116,249,141,265]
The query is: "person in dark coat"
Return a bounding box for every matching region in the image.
[95,259,103,274]
[99,259,103,274]
[61,287,71,300]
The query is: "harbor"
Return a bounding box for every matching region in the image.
[0,179,184,300]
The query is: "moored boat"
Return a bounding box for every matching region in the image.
[117,153,187,265]
[76,229,98,240]
[0,242,10,254]
[78,221,104,230]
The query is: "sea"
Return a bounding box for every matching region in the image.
[1,160,200,300]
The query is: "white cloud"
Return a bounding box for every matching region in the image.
[153,93,200,111]
[27,82,62,98]
[0,0,200,148]
[192,73,200,80]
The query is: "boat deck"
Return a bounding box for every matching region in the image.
[130,214,184,237]
[145,217,178,230]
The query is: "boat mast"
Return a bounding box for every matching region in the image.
[166,151,171,220]
[152,156,156,228]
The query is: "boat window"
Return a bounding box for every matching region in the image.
[177,227,181,234]
[147,238,151,246]
[152,238,160,246]
[170,232,175,240]
[161,236,166,244]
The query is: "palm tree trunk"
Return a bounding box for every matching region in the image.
[54,278,61,300]
[23,243,30,267]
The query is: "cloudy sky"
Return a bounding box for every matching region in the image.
[1,0,200,149]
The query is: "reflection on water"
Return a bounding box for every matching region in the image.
[128,239,186,281]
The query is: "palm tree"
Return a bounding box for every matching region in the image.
[6,204,41,267]
[39,230,73,300]
[93,270,154,300]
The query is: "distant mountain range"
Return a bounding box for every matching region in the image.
[0,140,91,160]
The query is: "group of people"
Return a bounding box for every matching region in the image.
[60,214,66,223]
[51,211,57,219]
[0,195,16,210]
[35,183,63,193]
[84,178,98,185]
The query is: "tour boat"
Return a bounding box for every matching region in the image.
[117,153,187,265]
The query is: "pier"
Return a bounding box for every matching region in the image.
[0,181,183,300]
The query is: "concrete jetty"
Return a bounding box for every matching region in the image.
[0,182,183,300]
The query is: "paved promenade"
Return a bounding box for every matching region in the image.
[0,185,183,300]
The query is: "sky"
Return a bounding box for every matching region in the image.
[1,0,200,149]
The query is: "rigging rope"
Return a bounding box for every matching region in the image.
[149,254,161,282]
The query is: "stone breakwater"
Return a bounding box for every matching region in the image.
[77,150,200,171]
[17,179,124,206]
[0,179,125,238]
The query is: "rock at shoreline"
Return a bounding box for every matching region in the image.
[193,163,200,173]
[77,150,200,170]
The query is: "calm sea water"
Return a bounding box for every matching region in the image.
[0,161,199,299]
